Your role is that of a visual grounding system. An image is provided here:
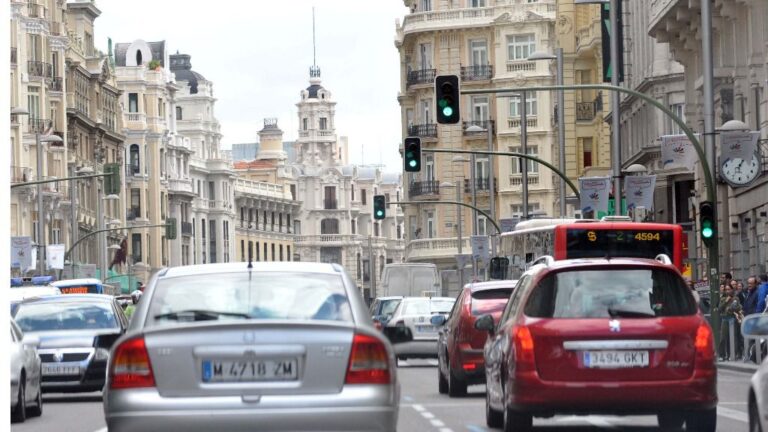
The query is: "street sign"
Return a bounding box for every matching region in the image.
[471,235,490,263]
[455,254,472,269]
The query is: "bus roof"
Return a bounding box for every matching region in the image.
[50,278,102,287]
[512,218,596,231]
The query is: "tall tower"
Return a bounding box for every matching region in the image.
[256,118,286,161]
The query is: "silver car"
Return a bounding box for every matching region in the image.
[743,314,768,432]
[382,296,455,359]
[10,319,43,423]
[103,262,400,432]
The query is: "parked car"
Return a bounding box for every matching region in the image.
[10,286,62,317]
[382,296,454,359]
[369,296,403,330]
[14,294,129,393]
[743,314,768,432]
[103,262,400,432]
[10,319,43,423]
[433,280,517,396]
[477,255,717,432]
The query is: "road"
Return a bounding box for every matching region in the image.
[12,361,752,432]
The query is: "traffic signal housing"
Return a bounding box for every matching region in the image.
[373,195,386,220]
[435,75,460,124]
[699,201,715,248]
[166,217,178,241]
[403,137,421,172]
[103,163,121,196]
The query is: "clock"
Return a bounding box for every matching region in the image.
[720,152,761,187]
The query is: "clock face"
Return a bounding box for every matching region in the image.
[720,154,761,186]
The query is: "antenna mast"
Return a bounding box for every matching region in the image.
[310,8,321,78]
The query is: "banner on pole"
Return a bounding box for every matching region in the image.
[660,134,698,171]
[579,176,611,214]
[11,236,32,270]
[46,244,66,270]
[720,130,759,161]
[625,175,656,211]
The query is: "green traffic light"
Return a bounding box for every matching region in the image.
[408,160,417,168]
[438,99,447,108]
[702,226,714,238]
[442,106,453,117]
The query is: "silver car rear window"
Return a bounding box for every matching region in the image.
[146,272,352,327]
[15,301,118,331]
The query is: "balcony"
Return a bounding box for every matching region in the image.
[125,112,146,127]
[507,117,538,130]
[27,61,53,79]
[50,21,62,36]
[10,166,32,183]
[48,77,63,92]
[408,124,437,138]
[510,175,540,186]
[405,237,471,262]
[181,222,192,236]
[11,47,17,65]
[576,101,596,121]
[462,119,495,135]
[407,69,436,87]
[168,178,193,194]
[126,207,141,221]
[409,180,440,197]
[324,199,338,210]
[27,118,52,134]
[464,177,496,193]
[295,234,360,246]
[460,64,493,81]
[27,2,47,19]
[506,61,536,73]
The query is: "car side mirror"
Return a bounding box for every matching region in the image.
[431,315,446,326]
[22,335,40,348]
[474,314,495,335]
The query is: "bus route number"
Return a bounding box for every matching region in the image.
[587,231,597,242]
[634,232,661,241]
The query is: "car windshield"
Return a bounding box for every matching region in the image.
[412,268,437,293]
[524,268,696,318]
[402,298,454,315]
[146,272,352,327]
[15,301,118,332]
[380,299,401,316]
[471,288,513,316]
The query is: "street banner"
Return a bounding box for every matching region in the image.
[455,254,472,269]
[11,236,32,270]
[720,130,759,161]
[471,235,490,264]
[579,176,611,214]
[46,244,65,270]
[660,134,698,171]
[625,175,656,211]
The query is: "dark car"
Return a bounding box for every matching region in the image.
[433,280,517,396]
[13,294,129,393]
[478,255,717,432]
[369,296,403,330]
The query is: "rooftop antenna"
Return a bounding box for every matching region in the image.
[309,7,321,78]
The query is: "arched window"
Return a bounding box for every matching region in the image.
[136,50,143,65]
[176,106,182,120]
[320,218,339,234]
[129,144,140,174]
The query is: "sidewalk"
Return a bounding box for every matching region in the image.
[717,360,760,374]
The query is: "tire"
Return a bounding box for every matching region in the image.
[27,386,42,418]
[486,388,504,428]
[448,367,467,397]
[749,397,763,432]
[685,407,716,432]
[503,406,532,432]
[437,364,448,394]
[11,374,26,423]
[657,413,684,430]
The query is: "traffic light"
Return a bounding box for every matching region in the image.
[103,163,121,195]
[600,1,625,82]
[435,75,460,124]
[373,195,386,220]
[699,201,715,248]
[166,217,177,241]
[403,137,421,172]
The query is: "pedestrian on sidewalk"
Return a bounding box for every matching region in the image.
[718,284,742,361]
[741,276,759,361]
[756,273,768,314]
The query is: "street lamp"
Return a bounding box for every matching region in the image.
[13,107,64,274]
[528,49,566,217]
[464,124,497,238]
[441,180,465,292]
[622,164,648,221]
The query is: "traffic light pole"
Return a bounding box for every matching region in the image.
[393,201,501,235]
[10,172,110,188]
[460,83,720,347]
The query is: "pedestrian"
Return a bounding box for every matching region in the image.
[742,276,760,361]
[718,284,742,361]
[688,280,701,308]
[757,273,768,314]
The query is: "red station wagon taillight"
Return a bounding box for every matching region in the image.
[694,323,715,369]
[513,326,536,373]
[110,336,156,389]
[345,333,391,385]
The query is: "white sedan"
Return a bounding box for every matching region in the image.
[10,319,43,423]
[743,314,768,432]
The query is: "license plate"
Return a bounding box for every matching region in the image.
[202,358,298,383]
[416,325,435,332]
[42,364,80,376]
[583,350,649,368]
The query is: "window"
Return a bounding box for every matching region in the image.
[421,99,432,124]
[470,39,488,66]
[420,0,432,12]
[176,106,182,120]
[131,233,142,263]
[128,93,138,113]
[129,189,141,219]
[510,202,540,217]
[669,103,685,135]
[470,0,486,7]
[510,93,537,117]
[426,211,435,239]
[507,34,535,61]
[419,43,433,70]
[477,216,487,236]
[129,144,140,174]
[321,218,340,234]
[582,137,593,168]
[471,96,489,122]
[374,222,380,237]
[351,220,356,234]
[510,146,539,173]
[136,50,142,65]
[319,117,327,130]
[302,118,308,130]
[475,157,489,181]
[361,189,367,205]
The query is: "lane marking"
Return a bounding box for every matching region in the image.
[430,419,446,427]
[402,396,414,402]
[467,425,490,432]
[718,406,749,423]
[401,401,485,408]
[412,404,426,412]
[439,429,454,432]
[92,428,108,432]
[421,411,435,419]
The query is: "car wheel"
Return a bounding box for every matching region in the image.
[27,386,42,418]
[448,367,467,397]
[503,406,532,432]
[657,413,684,430]
[685,407,716,432]
[437,364,448,394]
[11,374,26,423]
[486,388,504,428]
[749,397,763,432]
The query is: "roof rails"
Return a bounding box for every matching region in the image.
[531,255,555,267]
[600,215,632,222]
[654,254,673,265]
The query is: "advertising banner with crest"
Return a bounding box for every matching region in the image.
[661,134,699,171]
[625,175,656,211]
[11,236,32,270]
[579,176,611,215]
[720,130,759,161]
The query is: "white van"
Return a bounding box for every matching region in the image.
[379,263,441,297]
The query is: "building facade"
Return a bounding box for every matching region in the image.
[647,0,768,278]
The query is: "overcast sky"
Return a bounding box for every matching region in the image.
[95,0,410,172]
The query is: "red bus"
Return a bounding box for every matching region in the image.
[498,217,684,279]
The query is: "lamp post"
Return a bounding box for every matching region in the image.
[622,164,648,222]
[441,180,464,291]
[465,123,498,257]
[529,49,566,217]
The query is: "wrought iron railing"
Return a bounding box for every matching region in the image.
[464,177,496,192]
[27,118,51,134]
[407,68,436,87]
[576,101,596,121]
[409,180,440,197]
[48,77,63,92]
[27,60,53,78]
[408,123,438,138]
[460,64,493,81]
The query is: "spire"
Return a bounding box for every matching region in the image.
[309,7,321,78]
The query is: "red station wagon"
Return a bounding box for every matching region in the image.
[433,280,517,397]
[478,255,717,432]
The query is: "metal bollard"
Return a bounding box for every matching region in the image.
[728,320,736,361]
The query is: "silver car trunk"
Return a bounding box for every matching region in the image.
[142,321,356,397]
